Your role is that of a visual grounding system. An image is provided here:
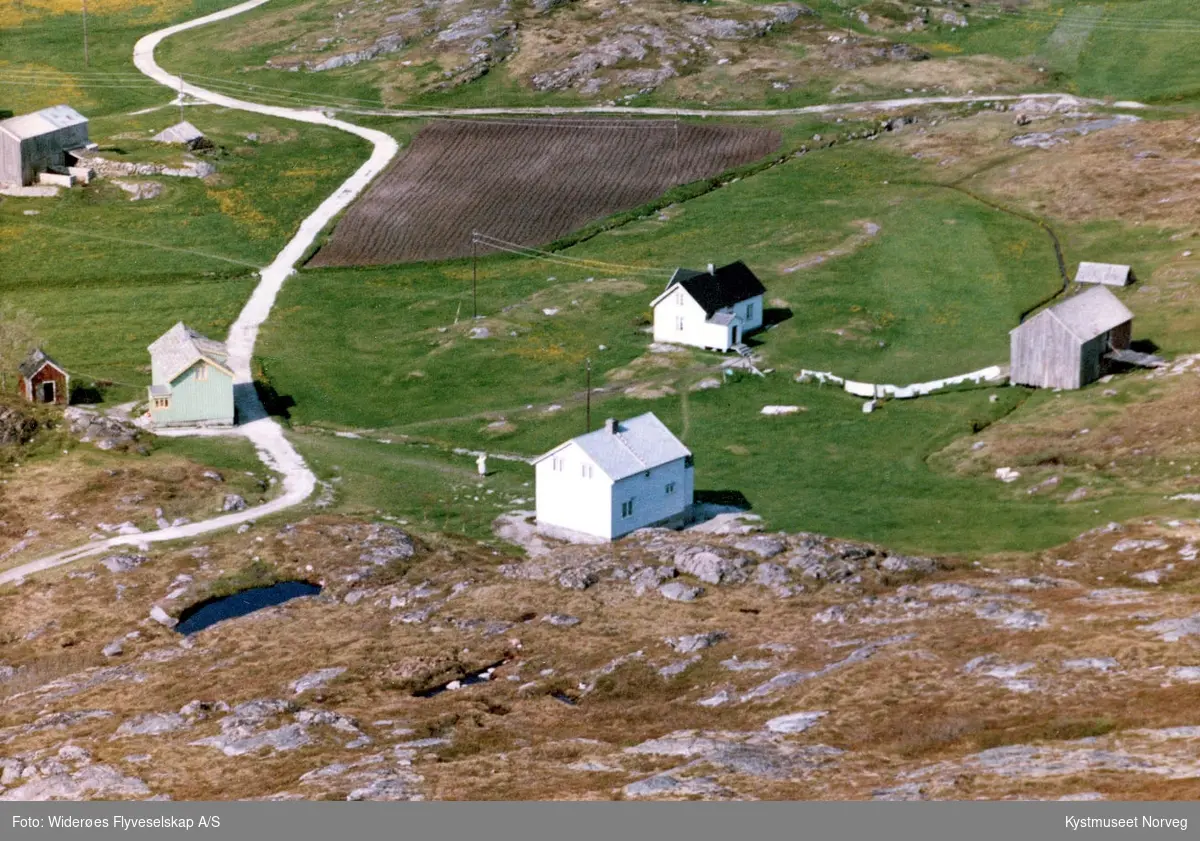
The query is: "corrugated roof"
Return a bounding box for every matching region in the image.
[149,384,172,397]
[1031,286,1134,342]
[652,261,766,317]
[18,348,65,380]
[708,311,740,326]
[1075,261,1132,287]
[148,322,232,383]
[534,412,691,482]
[0,105,88,142]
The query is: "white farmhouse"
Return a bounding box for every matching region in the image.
[533,412,694,541]
[650,261,766,352]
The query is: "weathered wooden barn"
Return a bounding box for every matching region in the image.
[147,323,235,428]
[1075,262,1134,287]
[0,105,90,187]
[1010,286,1133,390]
[17,349,69,405]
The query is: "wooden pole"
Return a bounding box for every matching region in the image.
[472,234,478,319]
[585,357,591,434]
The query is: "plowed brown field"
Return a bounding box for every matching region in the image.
[308,118,781,267]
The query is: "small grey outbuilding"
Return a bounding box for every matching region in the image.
[0,105,90,187]
[1009,286,1133,390]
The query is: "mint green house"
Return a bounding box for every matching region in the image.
[147,323,235,428]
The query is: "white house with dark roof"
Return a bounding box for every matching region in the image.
[1010,286,1134,390]
[533,412,694,540]
[146,323,235,428]
[650,261,766,352]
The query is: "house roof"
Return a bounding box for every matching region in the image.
[151,121,206,145]
[533,412,692,482]
[651,261,766,317]
[0,105,88,142]
[18,348,65,380]
[1075,261,1132,287]
[149,384,172,397]
[148,322,233,382]
[708,311,741,326]
[1014,286,1133,342]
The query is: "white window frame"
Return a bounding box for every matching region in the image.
[675,290,684,306]
[153,396,171,409]
[552,457,564,472]
[195,363,208,382]
[665,482,676,495]
[675,316,684,331]
[621,499,635,519]
[581,464,592,479]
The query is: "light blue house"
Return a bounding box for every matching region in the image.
[147,323,235,428]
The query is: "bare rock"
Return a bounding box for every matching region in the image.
[113,712,188,738]
[222,494,248,513]
[558,568,598,591]
[659,582,703,602]
[291,667,347,695]
[665,631,726,653]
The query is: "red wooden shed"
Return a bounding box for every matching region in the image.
[18,349,69,405]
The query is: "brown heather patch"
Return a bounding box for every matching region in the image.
[1,510,1200,799]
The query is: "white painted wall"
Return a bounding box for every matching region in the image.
[652,288,763,352]
[535,445,694,540]
[609,457,694,539]
[535,442,615,539]
[653,290,709,347]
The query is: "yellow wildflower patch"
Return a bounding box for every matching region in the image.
[0,0,190,28]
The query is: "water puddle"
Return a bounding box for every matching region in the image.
[175,581,321,635]
[415,659,507,698]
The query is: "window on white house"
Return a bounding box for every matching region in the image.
[153,397,171,409]
[621,499,635,518]
[665,482,676,495]
[196,363,208,382]
[581,464,592,479]
[746,302,755,320]
[675,291,684,306]
[675,316,684,331]
[552,457,564,472]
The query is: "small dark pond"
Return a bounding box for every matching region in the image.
[175,581,321,635]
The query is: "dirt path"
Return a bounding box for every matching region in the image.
[0,2,401,587]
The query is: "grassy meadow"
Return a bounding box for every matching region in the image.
[1,0,372,400]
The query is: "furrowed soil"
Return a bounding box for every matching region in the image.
[308,118,781,267]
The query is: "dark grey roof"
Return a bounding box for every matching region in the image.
[18,348,65,380]
[534,412,691,482]
[659,261,766,317]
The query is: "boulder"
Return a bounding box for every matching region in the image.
[659,582,703,602]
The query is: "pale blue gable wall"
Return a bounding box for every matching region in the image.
[153,360,234,426]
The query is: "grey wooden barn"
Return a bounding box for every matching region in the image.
[1010,286,1133,390]
[0,105,90,187]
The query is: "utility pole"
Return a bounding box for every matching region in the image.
[82,0,89,67]
[585,357,591,434]
[471,233,478,319]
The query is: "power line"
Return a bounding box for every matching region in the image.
[472,232,673,276]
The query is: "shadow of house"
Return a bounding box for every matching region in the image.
[252,381,296,421]
[694,489,752,510]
